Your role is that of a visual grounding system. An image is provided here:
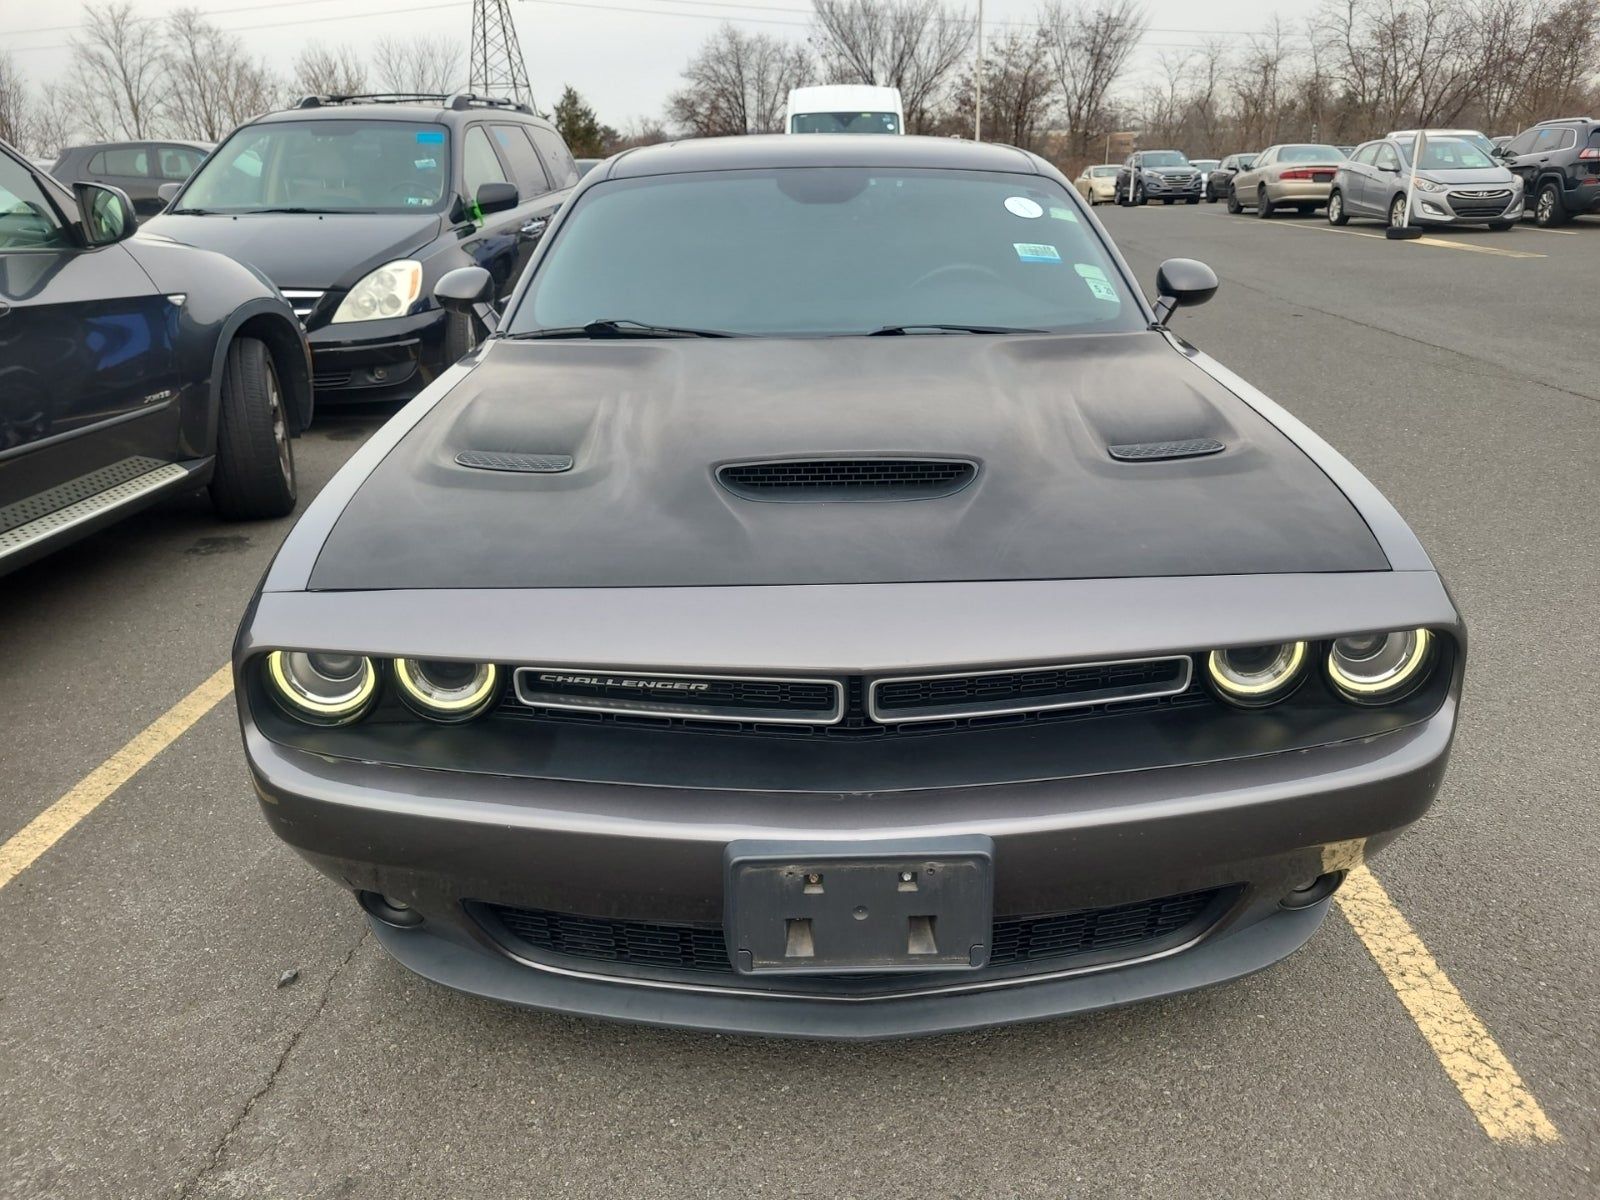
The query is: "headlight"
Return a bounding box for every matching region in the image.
[331,260,423,323]
[1205,642,1308,706]
[266,651,378,724]
[393,658,499,721]
[1411,178,1447,193]
[1326,629,1434,703]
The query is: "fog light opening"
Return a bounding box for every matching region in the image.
[359,889,424,928]
[1280,871,1346,910]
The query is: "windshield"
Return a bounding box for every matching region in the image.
[1237,155,1258,168]
[1090,166,1118,177]
[1279,144,1342,162]
[1139,152,1189,168]
[1191,159,1219,171]
[508,168,1144,337]
[1400,138,1496,170]
[790,111,901,134]
[176,119,451,213]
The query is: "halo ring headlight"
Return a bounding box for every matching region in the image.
[1206,642,1308,707]
[393,658,499,722]
[1327,629,1434,703]
[266,650,378,724]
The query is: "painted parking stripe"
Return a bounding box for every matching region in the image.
[0,666,233,891]
[1266,221,1545,258]
[1336,865,1560,1144]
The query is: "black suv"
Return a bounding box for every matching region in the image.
[50,140,211,223]
[1497,117,1600,226]
[144,93,581,403]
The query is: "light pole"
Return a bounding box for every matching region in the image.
[973,0,984,141]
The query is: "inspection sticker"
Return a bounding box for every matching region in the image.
[1005,196,1044,219]
[1013,242,1061,264]
[1048,206,1079,222]
[416,130,446,144]
[1074,263,1109,281]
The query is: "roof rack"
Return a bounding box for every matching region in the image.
[1535,116,1595,125]
[293,92,533,114]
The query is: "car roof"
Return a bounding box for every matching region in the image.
[249,99,555,131]
[602,134,1043,180]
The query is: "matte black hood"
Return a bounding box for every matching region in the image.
[309,334,1388,590]
[139,211,441,290]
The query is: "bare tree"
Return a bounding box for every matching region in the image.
[1040,0,1147,160]
[811,0,975,133]
[0,53,29,149]
[163,9,280,141]
[374,36,465,95]
[948,30,1057,149]
[292,43,370,98]
[27,85,81,160]
[72,1,171,139]
[668,24,812,136]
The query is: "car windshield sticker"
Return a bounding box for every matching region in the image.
[1048,206,1079,222]
[1074,263,1118,302]
[1013,242,1061,264]
[1074,263,1109,281]
[1005,196,1044,219]
[416,130,446,144]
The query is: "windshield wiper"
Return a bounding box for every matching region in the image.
[868,323,1046,336]
[512,318,737,340]
[242,207,370,215]
[168,206,214,215]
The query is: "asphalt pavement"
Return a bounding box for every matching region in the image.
[1,202,1596,1199]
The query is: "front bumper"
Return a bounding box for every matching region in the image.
[1142,176,1202,198]
[306,308,450,403]
[1412,189,1523,225]
[244,695,1457,1037]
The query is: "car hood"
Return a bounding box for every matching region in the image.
[137,211,442,290]
[1419,167,1516,186]
[307,333,1389,590]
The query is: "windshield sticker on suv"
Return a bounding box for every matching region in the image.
[1005,196,1044,219]
[1048,206,1079,222]
[1013,242,1061,263]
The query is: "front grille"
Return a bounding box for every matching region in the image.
[312,369,352,389]
[716,458,977,502]
[512,668,845,725]
[499,663,1212,739]
[482,888,1225,986]
[869,657,1192,724]
[1450,191,1513,217]
[280,289,324,325]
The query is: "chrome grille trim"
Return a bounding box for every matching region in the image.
[867,656,1195,725]
[280,289,325,324]
[512,668,846,726]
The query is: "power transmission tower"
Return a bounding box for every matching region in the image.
[469,0,534,108]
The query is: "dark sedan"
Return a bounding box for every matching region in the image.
[50,139,211,222]
[144,94,581,405]
[1206,153,1257,202]
[1,139,309,577]
[235,134,1463,1039]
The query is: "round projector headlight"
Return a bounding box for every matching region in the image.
[266,651,377,724]
[1206,642,1308,706]
[1327,629,1434,703]
[393,659,499,721]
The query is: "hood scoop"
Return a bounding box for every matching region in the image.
[455,451,574,474]
[1107,438,1225,463]
[716,457,978,503]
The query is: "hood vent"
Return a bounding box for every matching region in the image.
[456,451,574,473]
[1107,438,1224,462]
[716,457,978,503]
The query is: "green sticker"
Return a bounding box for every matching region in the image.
[1086,278,1119,304]
[1074,263,1109,282]
[1049,206,1079,222]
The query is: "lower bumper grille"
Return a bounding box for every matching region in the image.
[480,888,1227,990]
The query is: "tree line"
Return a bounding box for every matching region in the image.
[4,0,1596,169]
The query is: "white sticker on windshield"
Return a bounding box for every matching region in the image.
[1085,278,1119,304]
[1013,242,1061,264]
[1048,206,1079,222]
[1005,196,1044,219]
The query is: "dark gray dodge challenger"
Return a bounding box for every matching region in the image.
[235,135,1463,1038]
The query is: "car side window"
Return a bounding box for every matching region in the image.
[96,146,150,176]
[1353,143,1379,166]
[1255,148,1275,166]
[527,125,579,189]
[1503,130,1537,155]
[157,146,202,180]
[1374,144,1401,171]
[0,154,74,250]
[490,124,551,196]
[462,125,509,197]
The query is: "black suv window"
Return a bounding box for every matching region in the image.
[491,125,551,195]
[90,146,150,176]
[1504,129,1538,155]
[1533,127,1575,153]
[0,154,73,250]
[528,125,579,189]
[463,125,510,197]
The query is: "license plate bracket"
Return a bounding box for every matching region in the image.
[724,836,993,975]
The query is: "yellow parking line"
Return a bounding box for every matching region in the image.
[1411,235,1543,259]
[0,666,233,891]
[1519,226,1579,235]
[1336,865,1560,1144]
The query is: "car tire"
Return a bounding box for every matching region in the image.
[209,337,297,521]
[444,309,479,365]
[1206,187,1217,203]
[1534,181,1567,227]
[1327,190,1349,225]
[1388,193,1410,229]
[1135,184,1147,206]
[1226,186,1243,215]
[1256,187,1275,218]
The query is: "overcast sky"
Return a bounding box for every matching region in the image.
[5,0,1321,127]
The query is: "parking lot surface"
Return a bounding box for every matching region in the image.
[2,204,1597,1198]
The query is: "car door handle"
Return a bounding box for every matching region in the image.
[520,217,547,237]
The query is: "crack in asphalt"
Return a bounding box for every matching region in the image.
[177,926,370,1198]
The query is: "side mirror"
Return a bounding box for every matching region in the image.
[158,181,183,204]
[475,181,519,216]
[1152,258,1219,326]
[75,182,135,246]
[434,266,497,332]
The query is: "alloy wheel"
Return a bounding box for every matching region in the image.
[267,371,291,485]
